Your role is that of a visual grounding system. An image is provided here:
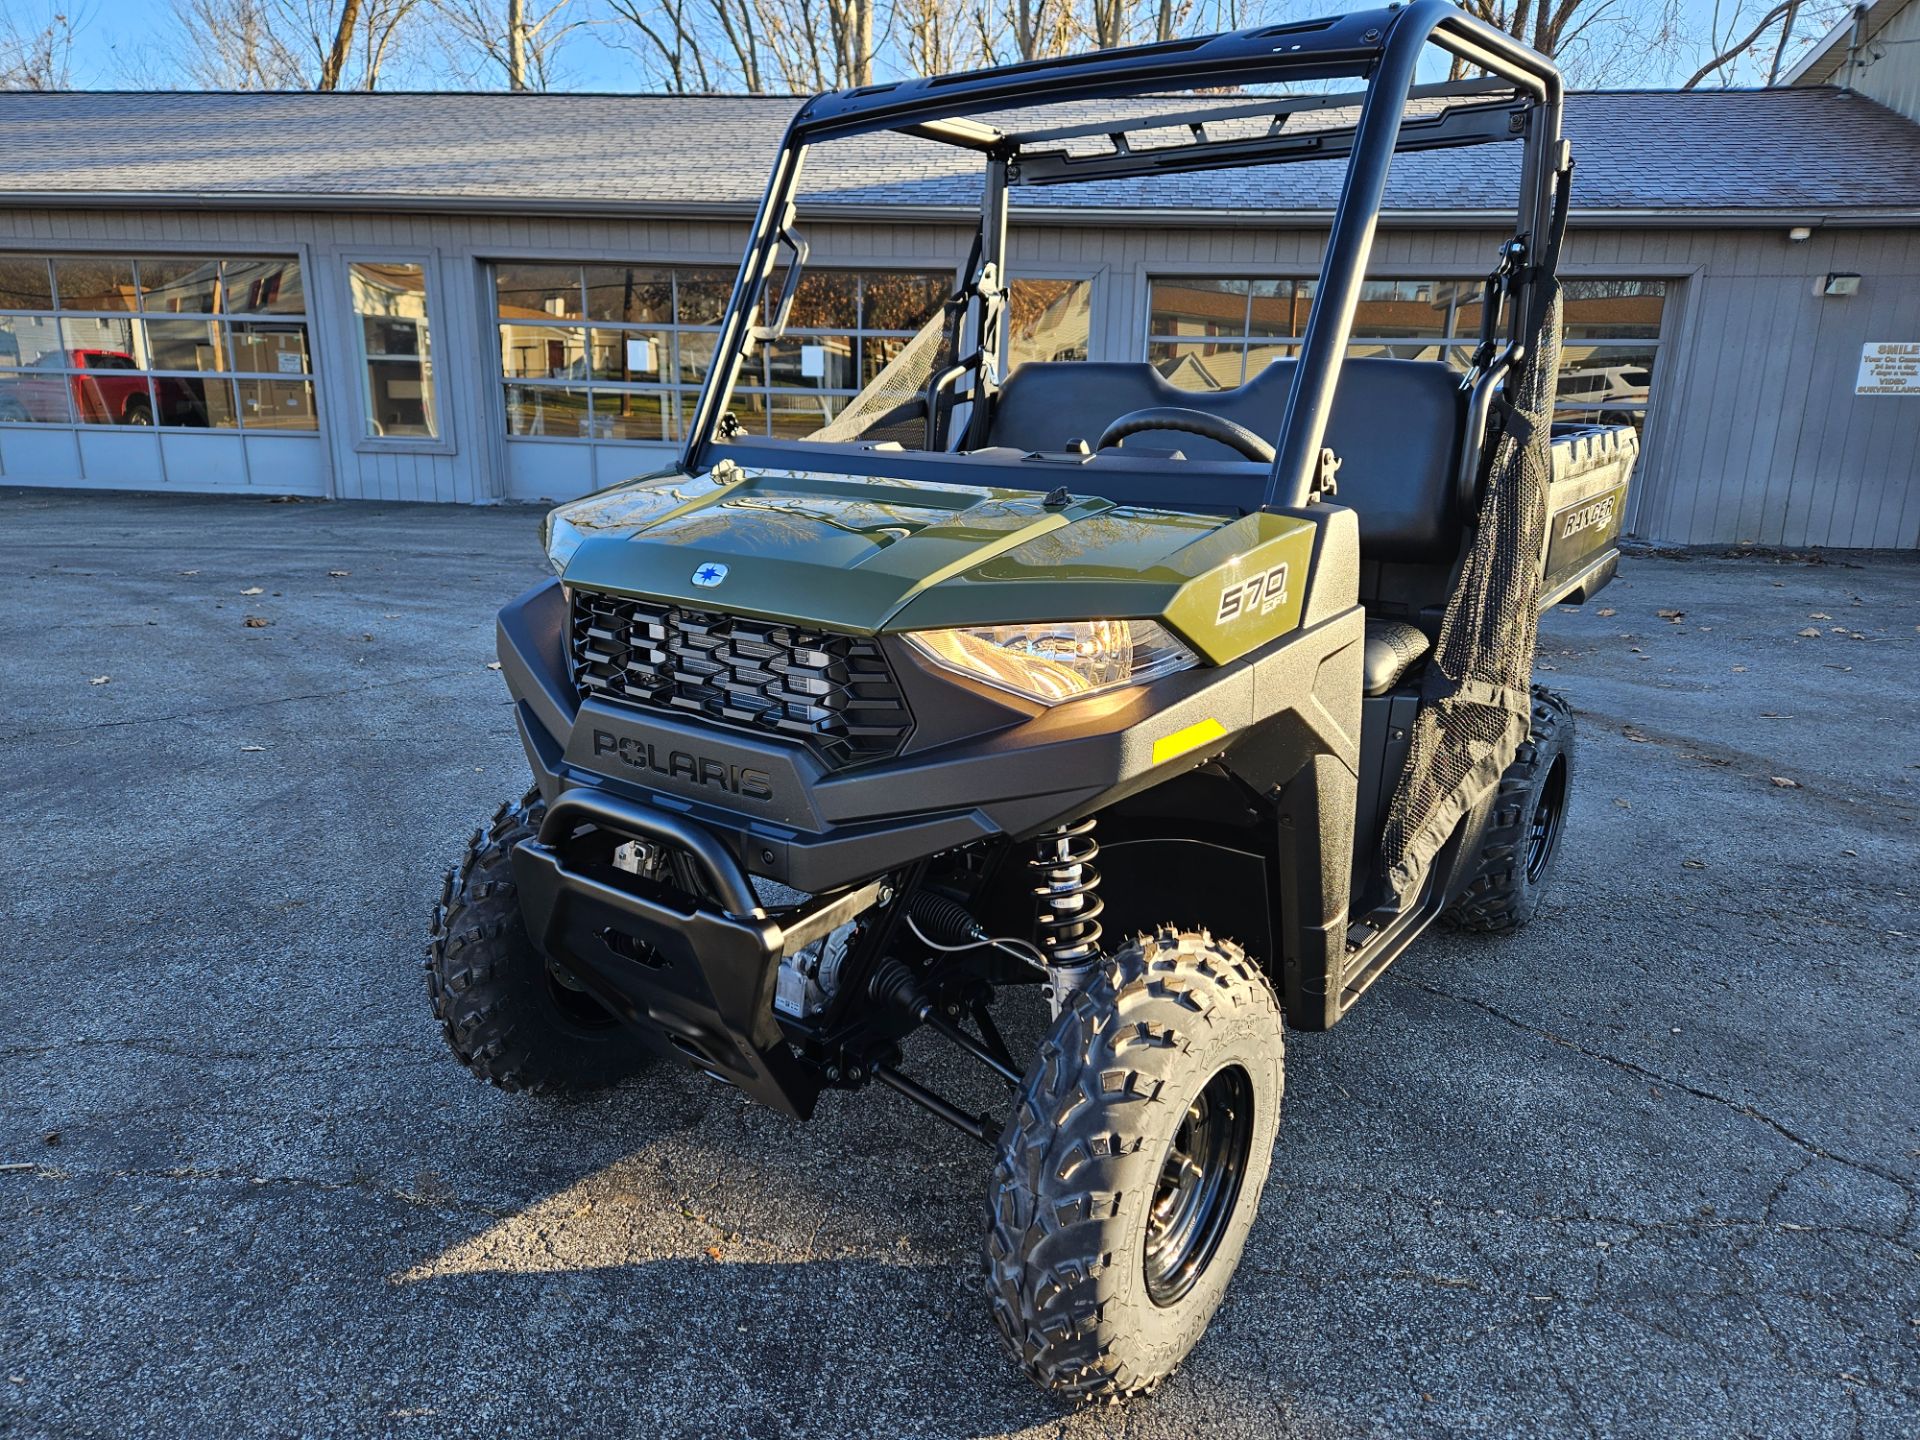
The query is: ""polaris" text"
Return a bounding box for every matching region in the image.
[592,730,775,801]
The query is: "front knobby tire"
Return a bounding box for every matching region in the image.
[1443,685,1575,933]
[984,929,1286,1401]
[426,789,653,1094]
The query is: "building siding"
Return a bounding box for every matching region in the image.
[2,205,1915,547]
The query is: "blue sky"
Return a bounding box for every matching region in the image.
[23,0,1843,93]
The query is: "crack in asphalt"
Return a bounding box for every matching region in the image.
[1406,980,1920,1235]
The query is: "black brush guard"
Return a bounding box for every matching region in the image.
[511,789,885,1117]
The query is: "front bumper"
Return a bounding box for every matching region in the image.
[497,577,1362,896]
[512,787,887,1117]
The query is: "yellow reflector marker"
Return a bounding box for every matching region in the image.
[1151,717,1228,766]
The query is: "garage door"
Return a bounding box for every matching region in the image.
[0,251,327,496]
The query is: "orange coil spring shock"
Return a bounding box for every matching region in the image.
[1030,818,1104,981]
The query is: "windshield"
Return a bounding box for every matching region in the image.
[690,3,1563,514]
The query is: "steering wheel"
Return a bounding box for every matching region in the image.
[1094,406,1276,464]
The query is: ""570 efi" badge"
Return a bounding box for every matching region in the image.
[1217,562,1290,624]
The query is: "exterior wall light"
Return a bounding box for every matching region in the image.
[1787,225,1814,242]
[1819,273,1862,297]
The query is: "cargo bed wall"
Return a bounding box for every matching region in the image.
[1540,423,1637,607]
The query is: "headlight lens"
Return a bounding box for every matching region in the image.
[905,619,1198,705]
[542,509,587,576]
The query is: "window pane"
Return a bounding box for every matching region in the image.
[1347,340,1453,362]
[768,334,857,390]
[1148,340,1243,390]
[138,258,222,314]
[146,318,224,371]
[675,330,717,385]
[0,371,74,423]
[0,256,53,310]
[61,317,141,371]
[350,261,437,439]
[506,384,590,437]
[500,324,587,380]
[73,369,154,426]
[54,257,137,312]
[0,314,65,367]
[1243,341,1297,380]
[237,378,318,430]
[583,265,673,324]
[770,392,843,438]
[1563,280,1665,339]
[778,271,859,330]
[229,320,309,375]
[861,334,908,385]
[590,328,670,382]
[1149,278,1248,338]
[156,375,237,428]
[723,390,770,436]
[1009,278,1091,369]
[1557,345,1656,415]
[862,272,946,331]
[675,269,735,326]
[589,389,671,441]
[222,258,304,315]
[1246,279,1305,338]
[1351,280,1451,341]
[494,263,583,321]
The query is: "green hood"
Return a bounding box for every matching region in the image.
[553,466,1314,663]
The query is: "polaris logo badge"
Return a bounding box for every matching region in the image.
[592,731,774,801]
[1216,562,1290,624]
[692,562,729,588]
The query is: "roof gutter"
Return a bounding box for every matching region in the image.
[0,189,1916,230]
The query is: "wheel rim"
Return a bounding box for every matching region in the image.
[542,963,622,1034]
[1143,1064,1256,1307]
[1524,754,1569,883]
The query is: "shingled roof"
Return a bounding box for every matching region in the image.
[0,85,1916,220]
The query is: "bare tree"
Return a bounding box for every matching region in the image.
[430,0,587,90]
[319,0,362,85]
[0,5,80,90]
[161,0,423,89]
[1679,0,1851,87]
[603,0,713,90]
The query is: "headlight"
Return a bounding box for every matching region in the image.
[542,508,587,575]
[904,619,1198,705]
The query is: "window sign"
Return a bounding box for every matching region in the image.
[800,343,826,379]
[626,337,656,374]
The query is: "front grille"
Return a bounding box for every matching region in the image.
[570,589,913,770]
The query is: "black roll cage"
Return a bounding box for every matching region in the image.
[681,0,1567,515]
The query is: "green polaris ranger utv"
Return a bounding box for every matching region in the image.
[427,0,1636,1400]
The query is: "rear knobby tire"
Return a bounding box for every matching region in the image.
[985,929,1285,1401]
[1442,685,1574,933]
[426,789,653,1094]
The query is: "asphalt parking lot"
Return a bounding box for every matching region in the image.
[2,487,1916,1439]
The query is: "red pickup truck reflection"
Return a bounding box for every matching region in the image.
[0,349,211,426]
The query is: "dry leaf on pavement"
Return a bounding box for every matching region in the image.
[1769,776,1800,788]
[243,616,272,628]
